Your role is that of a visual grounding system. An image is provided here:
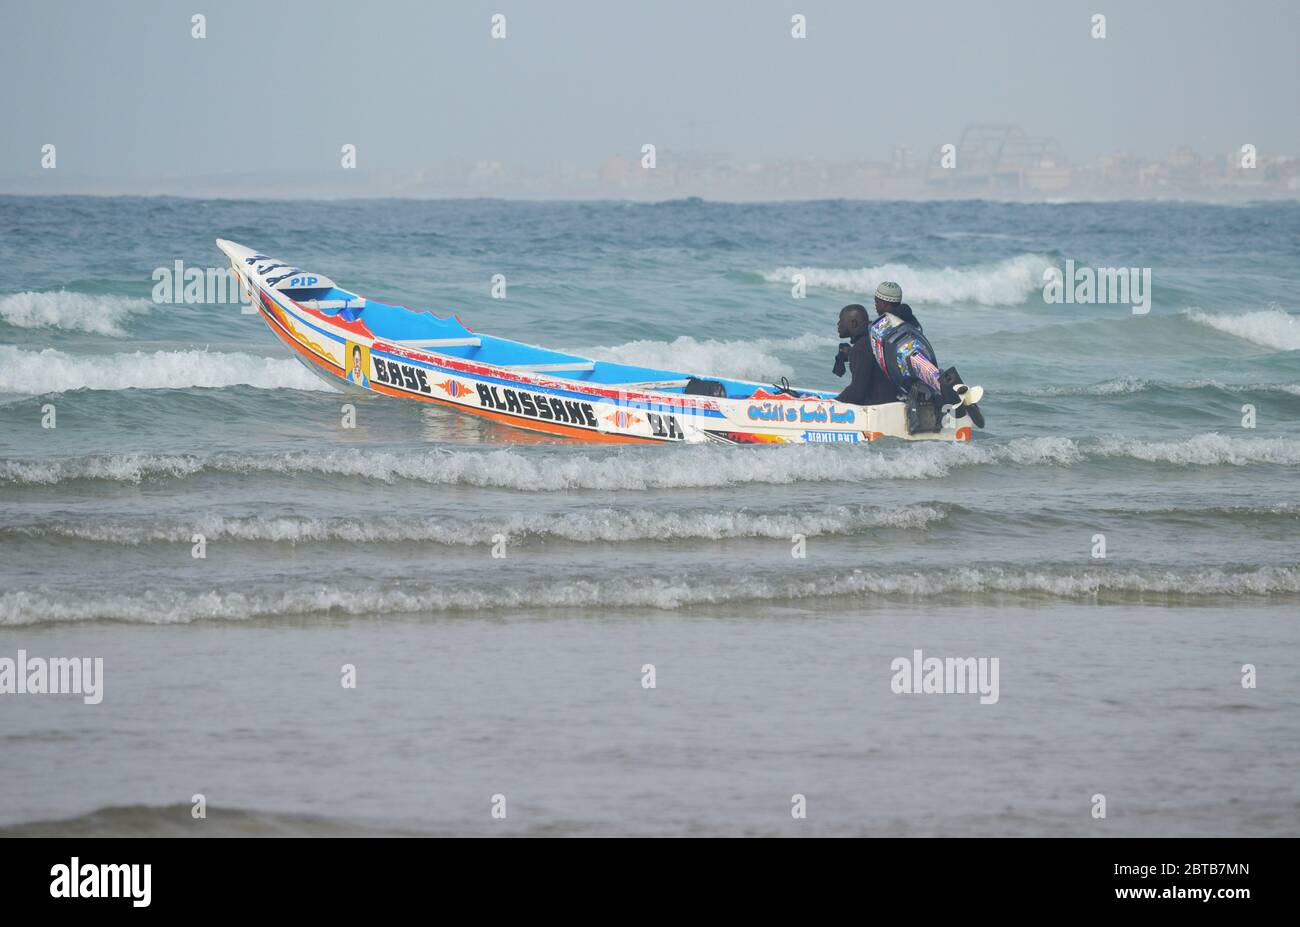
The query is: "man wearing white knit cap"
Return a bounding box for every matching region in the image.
[831,281,925,404]
[833,278,986,429]
[873,281,922,330]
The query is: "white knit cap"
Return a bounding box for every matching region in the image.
[875,281,902,303]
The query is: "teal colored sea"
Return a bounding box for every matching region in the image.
[1,196,1297,835]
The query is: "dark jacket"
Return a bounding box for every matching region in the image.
[834,332,899,406]
[890,303,922,330]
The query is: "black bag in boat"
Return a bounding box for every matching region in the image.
[684,377,727,397]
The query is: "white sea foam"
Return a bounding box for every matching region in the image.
[1092,432,1300,466]
[581,333,833,382]
[0,291,151,336]
[1185,308,1300,352]
[4,505,945,546]
[3,564,1296,625]
[0,440,1063,488]
[1029,378,1300,397]
[0,345,333,395]
[762,254,1054,306]
[3,434,1292,489]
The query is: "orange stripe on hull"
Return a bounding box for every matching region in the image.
[367,381,660,443]
[259,302,346,375]
[260,306,660,444]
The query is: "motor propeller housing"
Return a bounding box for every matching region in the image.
[939,366,986,429]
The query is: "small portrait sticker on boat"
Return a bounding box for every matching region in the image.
[345,341,371,389]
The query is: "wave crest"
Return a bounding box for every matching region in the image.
[762,254,1054,306]
[3,434,1295,489]
[1185,308,1300,352]
[1,504,945,546]
[581,333,832,382]
[0,345,333,395]
[4,564,1296,625]
[0,291,151,336]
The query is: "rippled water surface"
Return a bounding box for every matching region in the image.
[1,196,1297,834]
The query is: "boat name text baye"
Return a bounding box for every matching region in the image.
[371,356,432,394]
[368,354,686,437]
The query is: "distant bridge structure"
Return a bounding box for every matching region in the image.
[927,124,1067,190]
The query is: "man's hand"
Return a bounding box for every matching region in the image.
[832,343,850,377]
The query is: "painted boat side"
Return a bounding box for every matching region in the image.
[224,241,971,445]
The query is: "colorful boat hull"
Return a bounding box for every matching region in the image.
[218,239,974,444]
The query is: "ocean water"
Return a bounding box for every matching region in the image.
[1,196,1297,836]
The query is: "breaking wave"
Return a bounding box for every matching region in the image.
[1023,378,1300,397]
[4,564,1297,625]
[0,345,333,395]
[581,333,832,382]
[1,504,946,546]
[0,291,151,336]
[3,434,1296,489]
[1090,433,1300,466]
[1184,308,1300,352]
[761,254,1053,306]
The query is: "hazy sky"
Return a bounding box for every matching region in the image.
[2,0,1298,182]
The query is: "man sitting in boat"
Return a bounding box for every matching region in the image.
[832,303,899,405]
[833,281,930,405]
[871,281,921,329]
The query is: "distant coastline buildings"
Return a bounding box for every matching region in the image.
[578,126,1300,201]
[397,126,1300,200]
[11,125,1300,200]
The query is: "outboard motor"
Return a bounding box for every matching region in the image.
[904,381,944,434]
[869,313,940,393]
[938,366,985,429]
[869,313,986,432]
